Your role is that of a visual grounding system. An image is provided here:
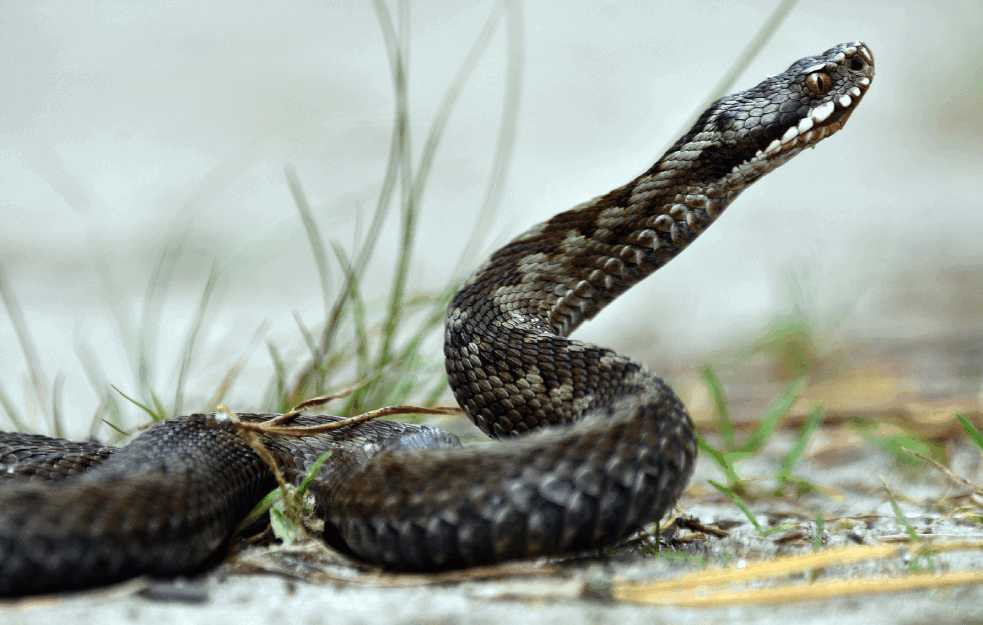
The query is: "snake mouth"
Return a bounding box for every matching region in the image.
[719,90,868,187]
[758,93,858,159]
[758,42,874,160]
[681,42,874,188]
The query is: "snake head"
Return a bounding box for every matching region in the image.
[662,41,875,191]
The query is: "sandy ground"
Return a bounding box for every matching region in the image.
[5,404,983,624]
[5,572,983,625]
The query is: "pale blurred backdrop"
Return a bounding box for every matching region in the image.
[1,0,981,436]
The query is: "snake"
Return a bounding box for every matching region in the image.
[0,42,873,597]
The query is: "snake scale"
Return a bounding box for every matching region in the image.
[0,42,873,596]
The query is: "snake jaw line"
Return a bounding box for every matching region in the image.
[699,41,873,191]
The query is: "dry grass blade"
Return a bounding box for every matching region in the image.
[619,544,902,596]
[205,362,243,411]
[618,570,983,607]
[614,542,983,606]
[100,420,132,437]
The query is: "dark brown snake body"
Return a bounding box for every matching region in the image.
[0,42,873,596]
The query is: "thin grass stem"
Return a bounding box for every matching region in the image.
[172,263,219,415]
[0,263,49,414]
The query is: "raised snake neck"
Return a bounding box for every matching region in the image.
[0,42,873,596]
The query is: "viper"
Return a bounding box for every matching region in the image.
[0,42,873,596]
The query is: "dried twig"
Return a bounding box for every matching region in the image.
[898,445,983,497]
[235,405,461,438]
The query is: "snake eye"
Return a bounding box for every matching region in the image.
[805,72,833,97]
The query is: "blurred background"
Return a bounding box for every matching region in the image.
[1,0,981,438]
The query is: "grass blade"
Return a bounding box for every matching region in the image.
[297,452,332,496]
[372,0,414,366]
[293,311,318,361]
[113,385,164,422]
[776,402,824,485]
[265,342,288,413]
[376,0,512,366]
[330,241,370,380]
[75,338,126,439]
[887,491,918,541]
[172,263,219,415]
[671,0,799,144]
[0,377,28,432]
[0,263,49,415]
[702,365,734,448]
[709,479,762,533]
[736,376,809,455]
[698,435,743,487]
[286,166,333,325]
[135,222,192,394]
[50,372,66,437]
[454,0,524,274]
[958,413,983,452]
[204,320,269,411]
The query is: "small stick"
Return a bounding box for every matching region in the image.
[898,446,983,497]
[101,420,133,437]
[236,405,462,438]
[218,405,290,491]
[262,375,393,427]
[260,387,362,427]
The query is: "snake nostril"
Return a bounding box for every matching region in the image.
[850,58,864,72]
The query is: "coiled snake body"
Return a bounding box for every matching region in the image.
[0,42,873,596]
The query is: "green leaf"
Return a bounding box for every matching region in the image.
[958,413,983,452]
[270,501,302,545]
[297,452,332,497]
[240,489,282,531]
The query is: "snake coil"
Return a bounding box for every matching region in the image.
[0,42,873,596]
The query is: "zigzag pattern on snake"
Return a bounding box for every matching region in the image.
[0,42,873,596]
